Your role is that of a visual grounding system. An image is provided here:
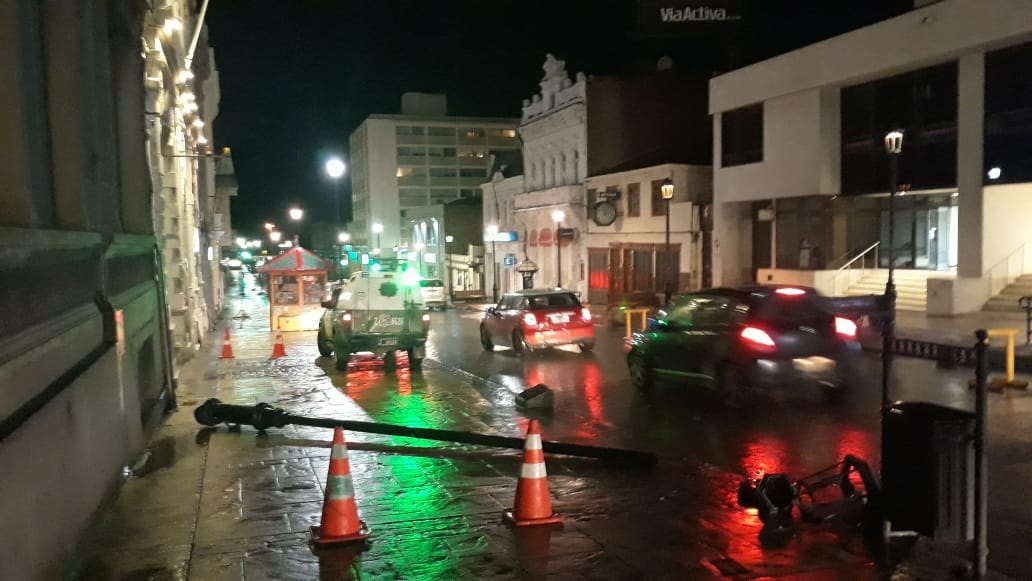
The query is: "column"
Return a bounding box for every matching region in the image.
[957,52,985,278]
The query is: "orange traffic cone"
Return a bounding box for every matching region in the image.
[219,328,235,359]
[270,332,287,359]
[310,427,371,546]
[504,420,563,527]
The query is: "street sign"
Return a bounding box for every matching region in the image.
[503,254,517,267]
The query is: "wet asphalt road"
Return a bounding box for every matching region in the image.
[207,272,1032,578]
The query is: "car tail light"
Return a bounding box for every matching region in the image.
[775,287,806,296]
[581,307,592,322]
[421,313,431,323]
[835,316,857,338]
[340,312,352,328]
[522,313,538,327]
[740,326,776,352]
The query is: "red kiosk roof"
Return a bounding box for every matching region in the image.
[258,246,329,273]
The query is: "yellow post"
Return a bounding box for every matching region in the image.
[624,308,650,338]
[986,329,1025,387]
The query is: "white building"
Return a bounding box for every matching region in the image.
[143,1,227,358]
[348,93,519,251]
[515,55,590,295]
[709,0,1032,314]
[483,54,712,299]
[585,163,711,307]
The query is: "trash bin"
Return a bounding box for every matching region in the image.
[882,401,975,542]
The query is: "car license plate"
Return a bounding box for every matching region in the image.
[792,356,834,373]
[379,338,398,346]
[549,314,569,324]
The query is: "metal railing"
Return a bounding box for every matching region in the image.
[831,242,880,296]
[984,243,1026,297]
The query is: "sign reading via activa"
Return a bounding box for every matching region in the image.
[637,0,743,29]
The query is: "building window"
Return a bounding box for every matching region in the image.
[429,168,457,177]
[428,126,455,137]
[651,180,669,216]
[462,128,485,138]
[459,168,485,178]
[985,41,1032,184]
[841,61,957,194]
[627,183,641,217]
[460,188,477,198]
[426,147,456,157]
[721,104,764,167]
[430,189,457,204]
[395,126,424,136]
[588,248,609,290]
[397,147,425,158]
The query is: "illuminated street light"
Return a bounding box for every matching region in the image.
[661,177,674,304]
[987,167,1002,180]
[372,222,384,250]
[289,207,303,221]
[235,237,246,248]
[264,222,275,231]
[338,232,350,243]
[270,231,282,243]
[325,157,347,233]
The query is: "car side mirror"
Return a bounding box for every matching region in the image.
[321,299,335,309]
[486,306,497,315]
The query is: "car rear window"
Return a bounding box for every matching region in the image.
[526,293,580,310]
[419,280,444,288]
[752,295,831,326]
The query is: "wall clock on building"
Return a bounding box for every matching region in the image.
[592,201,618,226]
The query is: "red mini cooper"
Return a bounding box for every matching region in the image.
[480,289,595,355]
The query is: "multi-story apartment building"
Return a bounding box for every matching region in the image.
[348,93,520,250]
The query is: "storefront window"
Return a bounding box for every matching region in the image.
[302,275,324,305]
[274,276,298,304]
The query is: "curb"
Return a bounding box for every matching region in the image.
[859,329,1032,373]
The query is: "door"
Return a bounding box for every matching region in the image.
[752,204,772,281]
[650,296,726,378]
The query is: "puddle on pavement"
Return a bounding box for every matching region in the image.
[130,437,177,478]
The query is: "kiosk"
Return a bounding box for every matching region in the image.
[258,246,330,331]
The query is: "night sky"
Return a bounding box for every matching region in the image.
[206,0,910,238]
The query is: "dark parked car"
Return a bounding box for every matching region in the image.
[625,285,862,399]
[480,289,595,355]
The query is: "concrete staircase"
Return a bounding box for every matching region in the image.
[983,274,1032,312]
[842,269,932,311]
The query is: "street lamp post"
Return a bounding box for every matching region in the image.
[326,157,346,233]
[661,178,675,304]
[881,130,902,410]
[414,241,425,276]
[551,210,565,288]
[372,222,383,252]
[486,224,499,302]
[288,207,303,247]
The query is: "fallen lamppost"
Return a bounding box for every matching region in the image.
[195,398,657,469]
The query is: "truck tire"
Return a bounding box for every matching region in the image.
[317,328,334,357]
[407,348,423,371]
[335,353,349,372]
[383,350,397,372]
